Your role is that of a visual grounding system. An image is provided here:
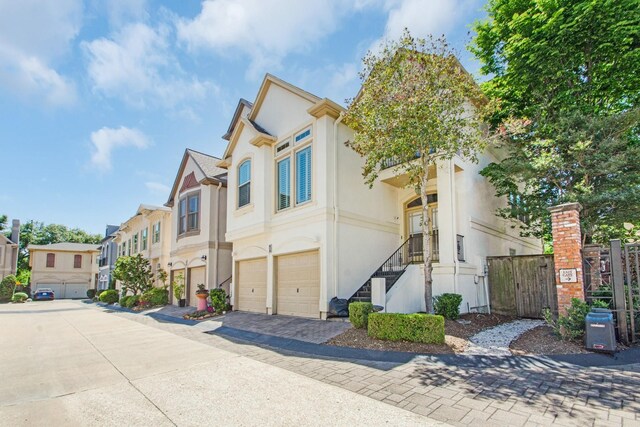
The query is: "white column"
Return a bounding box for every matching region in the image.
[435,159,455,266]
[371,278,386,312]
[266,252,274,315]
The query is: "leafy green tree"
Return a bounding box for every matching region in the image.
[0,215,7,232]
[112,254,154,296]
[344,31,487,312]
[471,0,640,243]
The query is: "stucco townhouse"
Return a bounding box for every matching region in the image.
[113,204,172,290]
[164,149,232,307]
[28,242,100,298]
[97,224,119,291]
[217,74,541,319]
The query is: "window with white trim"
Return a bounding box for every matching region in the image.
[141,228,148,250]
[274,126,313,211]
[238,160,251,208]
[277,157,291,210]
[296,146,312,204]
[152,222,161,243]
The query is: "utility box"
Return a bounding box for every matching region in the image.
[585,308,616,353]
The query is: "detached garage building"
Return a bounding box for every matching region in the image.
[28,243,100,299]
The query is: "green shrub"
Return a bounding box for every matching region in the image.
[0,275,17,302]
[209,288,229,313]
[99,289,119,304]
[543,298,596,341]
[349,302,374,329]
[87,289,96,299]
[140,287,168,307]
[11,292,29,303]
[433,293,463,320]
[368,313,445,344]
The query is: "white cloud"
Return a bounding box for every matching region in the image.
[176,0,350,77]
[372,0,482,51]
[145,181,170,195]
[90,126,150,171]
[105,0,148,28]
[83,23,214,109]
[0,0,81,106]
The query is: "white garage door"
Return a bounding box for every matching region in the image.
[64,283,89,299]
[188,267,206,307]
[236,258,267,313]
[276,251,320,318]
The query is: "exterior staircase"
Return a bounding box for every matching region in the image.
[348,237,422,304]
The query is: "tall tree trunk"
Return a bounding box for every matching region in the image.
[422,155,434,313]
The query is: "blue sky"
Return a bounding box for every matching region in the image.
[0,0,487,236]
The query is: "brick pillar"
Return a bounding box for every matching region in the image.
[549,203,585,315]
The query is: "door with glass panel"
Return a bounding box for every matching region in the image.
[405,197,439,263]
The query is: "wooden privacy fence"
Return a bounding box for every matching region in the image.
[487,255,557,318]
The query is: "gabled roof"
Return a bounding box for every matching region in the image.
[28,242,100,252]
[248,74,321,122]
[222,98,253,141]
[166,149,227,207]
[221,74,321,162]
[0,234,16,246]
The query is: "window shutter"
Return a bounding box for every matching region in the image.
[277,158,290,210]
[296,147,311,204]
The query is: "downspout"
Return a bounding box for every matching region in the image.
[214,182,222,288]
[450,158,459,294]
[333,112,345,298]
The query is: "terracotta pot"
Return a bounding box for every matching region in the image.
[196,292,208,299]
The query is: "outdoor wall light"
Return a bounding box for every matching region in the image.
[201,255,207,261]
[167,262,172,267]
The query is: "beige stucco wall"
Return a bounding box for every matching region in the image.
[30,249,99,289]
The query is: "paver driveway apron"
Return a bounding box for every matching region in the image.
[0,300,444,426]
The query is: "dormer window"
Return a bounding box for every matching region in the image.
[238,160,251,208]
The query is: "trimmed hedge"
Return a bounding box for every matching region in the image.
[434,293,463,320]
[349,302,374,329]
[99,289,119,304]
[87,289,96,299]
[12,292,29,303]
[119,295,140,308]
[367,313,445,344]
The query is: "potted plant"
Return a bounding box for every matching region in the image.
[195,284,208,311]
[172,273,186,307]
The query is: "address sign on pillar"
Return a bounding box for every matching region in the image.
[559,268,578,283]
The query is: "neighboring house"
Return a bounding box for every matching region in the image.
[218,74,541,319]
[0,219,19,281]
[28,243,100,298]
[165,149,232,307]
[97,225,119,291]
[113,205,171,291]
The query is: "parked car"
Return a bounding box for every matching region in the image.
[33,288,55,301]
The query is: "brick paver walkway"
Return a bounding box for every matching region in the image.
[95,305,640,427]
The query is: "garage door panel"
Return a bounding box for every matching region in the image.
[64,283,89,299]
[36,284,62,298]
[188,267,206,307]
[276,251,319,318]
[237,258,267,313]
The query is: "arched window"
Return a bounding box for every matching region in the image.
[238,160,251,208]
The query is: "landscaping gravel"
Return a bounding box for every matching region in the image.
[464,319,544,356]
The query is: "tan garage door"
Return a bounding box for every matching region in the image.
[188,266,206,307]
[236,258,267,313]
[276,251,320,318]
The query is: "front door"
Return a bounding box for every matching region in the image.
[405,196,439,263]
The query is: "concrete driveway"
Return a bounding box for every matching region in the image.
[0,300,444,426]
